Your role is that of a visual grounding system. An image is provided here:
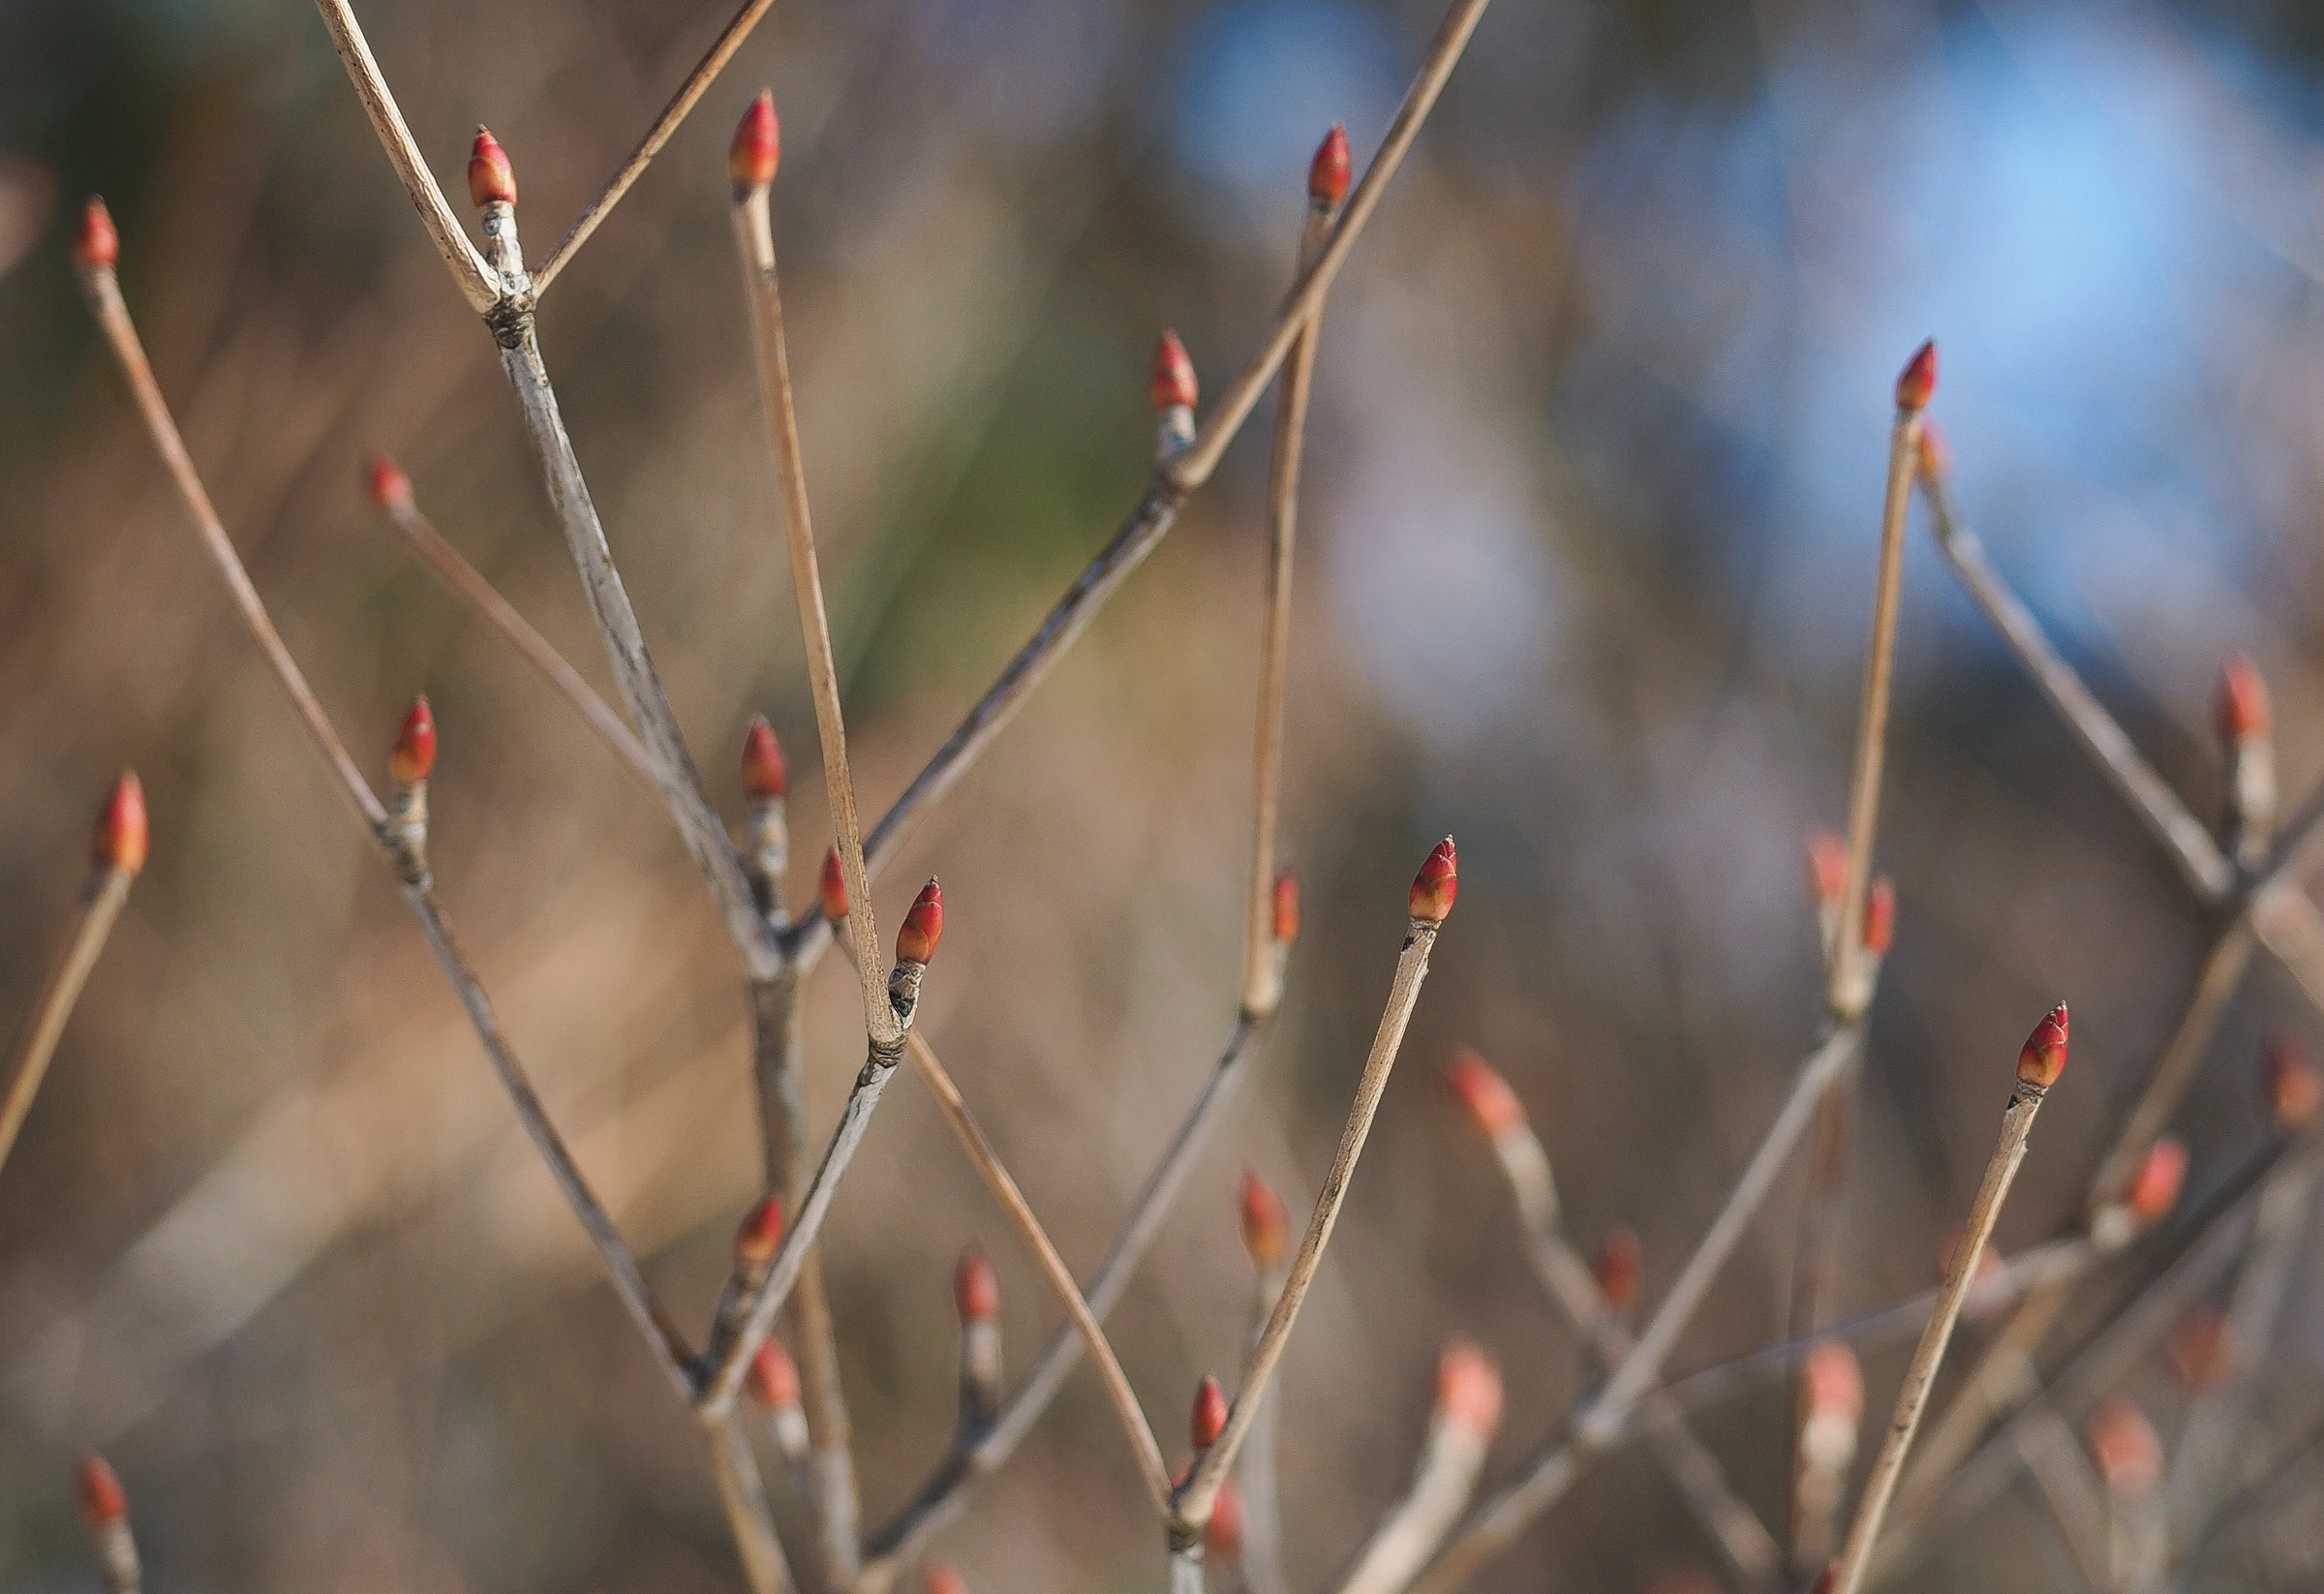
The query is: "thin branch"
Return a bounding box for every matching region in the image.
[1237,1177,1293,1594]
[531,0,779,296]
[2165,1412,2324,1592]
[708,1413,799,1594]
[1337,1346,1501,1594]
[308,0,498,312]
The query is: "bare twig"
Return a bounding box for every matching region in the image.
[1823,1006,2065,1594]
[1337,1344,1502,1594]
[2165,1411,2324,1592]
[1174,842,1455,1533]
[709,1413,799,1594]
[0,776,144,1177]
[2015,1411,2114,1592]
[1237,1174,1294,1594]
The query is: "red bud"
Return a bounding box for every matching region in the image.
[734,1195,783,1269]
[468,127,516,208]
[2218,655,2271,745]
[742,716,786,801]
[1409,837,1457,923]
[924,1566,969,1594]
[1190,1374,1227,1450]
[1271,868,1301,944]
[75,198,120,272]
[955,1243,1000,1324]
[1594,1228,1639,1312]
[1807,831,1847,907]
[2167,1306,2235,1391]
[94,772,147,876]
[896,877,942,965]
[1895,339,1937,413]
[748,1338,802,1409]
[1804,1340,1862,1422]
[1862,877,1896,955]
[391,695,437,785]
[2125,1137,2186,1227]
[1435,1339,1503,1437]
[2087,1399,2162,1499]
[1150,331,1197,413]
[77,1455,126,1526]
[2016,1002,2068,1089]
[367,454,413,513]
[1205,1479,1244,1559]
[1238,1171,1291,1272]
[2264,1035,2324,1131]
[1308,125,1351,204]
[1915,419,1951,485]
[820,846,848,921]
[731,91,781,190]
[1443,1049,1525,1141]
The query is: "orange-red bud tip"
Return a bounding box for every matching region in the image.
[1806,830,1847,907]
[2217,655,2271,745]
[748,1338,802,1410]
[1271,868,1301,944]
[367,454,413,513]
[2264,1035,2324,1131]
[1915,419,1951,485]
[1862,877,1896,955]
[1150,331,1197,413]
[1308,125,1351,204]
[2167,1306,2235,1391]
[896,877,942,965]
[2125,1137,2187,1227]
[1409,838,1457,923]
[955,1243,1000,1324]
[2017,1002,2068,1088]
[391,695,437,785]
[731,92,781,190]
[820,846,848,921]
[94,772,147,876]
[1803,1339,1863,1421]
[2087,1399,2163,1499]
[1435,1339,1503,1437]
[924,1565,969,1594]
[1190,1374,1227,1450]
[1238,1171,1290,1272]
[1594,1228,1639,1311]
[734,1195,783,1269]
[1895,339,1937,413]
[75,198,119,272]
[468,127,516,208]
[741,716,786,801]
[1444,1049,1525,1140]
[1205,1479,1244,1559]
[77,1454,126,1525]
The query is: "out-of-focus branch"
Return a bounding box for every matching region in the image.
[1237,1174,1294,1594]
[709,1414,799,1594]
[1337,1345,1503,1594]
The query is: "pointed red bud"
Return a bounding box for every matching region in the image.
[1271,868,1301,944]
[896,877,943,965]
[2167,1306,2235,1391]
[1308,125,1351,204]
[2217,655,2271,745]
[1443,1049,1524,1141]
[1804,1340,1862,1422]
[1862,877,1896,955]
[1409,838,1457,923]
[468,127,516,208]
[955,1244,1000,1324]
[75,198,120,272]
[748,1338,802,1410]
[1915,419,1952,485]
[2264,1035,2324,1131]
[1895,339,1937,413]
[367,454,413,513]
[1205,1479,1244,1559]
[2125,1137,2186,1227]
[734,1195,783,1269]
[924,1566,969,1594]
[1150,331,1197,413]
[1190,1375,1227,1450]
[1594,1228,1639,1311]
[391,695,437,785]
[820,846,848,921]
[1435,1339,1503,1438]
[731,92,780,190]
[77,1455,126,1525]
[94,772,147,876]
[742,716,786,801]
[1238,1171,1291,1272]
[1806,831,1847,907]
[2087,1399,2162,1499]
[2016,1003,2068,1088]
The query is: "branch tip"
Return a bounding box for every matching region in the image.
[954,1242,1000,1324]
[2124,1136,2187,1228]
[1862,877,1896,955]
[1443,1048,1523,1141]
[1409,837,1457,924]
[896,877,942,966]
[1309,124,1352,204]
[741,716,787,801]
[94,772,147,876]
[2016,1003,2068,1089]
[2263,1034,2323,1130]
[390,695,437,786]
[1238,1171,1291,1272]
[1150,331,1198,414]
[77,1454,126,1525]
[730,91,780,192]
[468,127,516,209]
[366,453,413,513]
[2217,655,2270,745]
[75,198,118,273]
[1807,830,1848,907]
[1895,339,1937,414]
[1271,868,1301,945]
[1436,1339,1503,1437]
[1190,1374,1228,1451]
[2086,1399,2162,1500]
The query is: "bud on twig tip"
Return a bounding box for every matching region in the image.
[1594,1228,1639,1312]
[75,198,119,273]
[731,91,780,191]
[897,877,943,966]
[391,695,437,786]
[1271,868,1301,945]
[821,846,848,922]
[1309,124,1351,204]
[1150,331,1197,414]
[2263,1035,2322,1131]
[1436,1339,1503,1437]
[1190,1374,1227,1450]
[1806,830,1847,907]
[367,454,413,513]
[1238,1171,1290,1272]
[748,1338,802,1409]
[742,716,786,801]
[94,772,147,876]
[1804,1339,1863,1422]
[1409,837,1457,924]
[77,1454,126,1525]
[2087,1399,2162,1500]
[1895,339,1937,413]
[1862,877,1896,955]
[2217,655,2270,745]
[1444,1049,1524,1141]
[468,127,516,209]
[1915,419,1951,485]
[2125,1136,2186,1228]
[955,1243,1000,1324]
[2016,1002,2067,1088]
[925,1566,969,1594]
[734,1194,783,1269]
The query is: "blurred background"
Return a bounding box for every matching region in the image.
[5,0,2324,1588]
